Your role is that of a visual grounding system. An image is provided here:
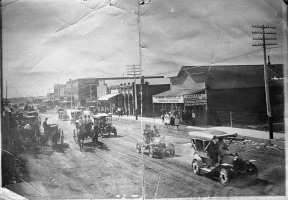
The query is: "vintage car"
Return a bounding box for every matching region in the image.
[67,109,82,125]
[38,105,48,113]
[58,109,69,121]
[189,130,258,185]
[136,134,175,158]
[93,113,117,137]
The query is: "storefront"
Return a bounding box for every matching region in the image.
[152,89,207,123]
[97,93,120,113]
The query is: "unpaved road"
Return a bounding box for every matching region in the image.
[11,111,285,199]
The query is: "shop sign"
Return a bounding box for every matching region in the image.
[153,96,184,103]
[184,94,207,106]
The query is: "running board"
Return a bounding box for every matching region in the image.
[201,167,214,173]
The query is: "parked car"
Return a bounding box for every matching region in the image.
[189,130,258,185]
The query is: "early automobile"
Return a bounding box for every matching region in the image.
[189,129,258,185]
[38,105,48,113]
[41,124,64,146]
[67,109,82,125]
[93,113,117,137]
[58,109,69,121]
[136,128,175,158]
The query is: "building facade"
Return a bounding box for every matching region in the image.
[153,64,284,125]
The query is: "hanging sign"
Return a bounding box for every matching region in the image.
[184,94,207,106]
[153,96,184,103]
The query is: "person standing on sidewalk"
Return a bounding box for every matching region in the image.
[191,109,196,126]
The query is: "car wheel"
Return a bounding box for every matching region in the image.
[247,164,258,178]
[149,146,154,158]
[219,168,230,185]
[169,144,175,156]
[192,159,201,175]
[136,143,141,153]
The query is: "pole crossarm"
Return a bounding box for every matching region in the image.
[251,24,277,139]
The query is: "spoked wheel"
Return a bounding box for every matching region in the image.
[219,168,230,185]
[136,143,141,153]
[192,159,201,175]
[73,130,77,143]
[169,144,175,156]
[159,149,166,159]
[149,146,154,158]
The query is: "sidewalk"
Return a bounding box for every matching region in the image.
[113,114,285,147]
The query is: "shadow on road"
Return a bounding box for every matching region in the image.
[51,143,70,153]
[83,141,110,151]
[230,177,274,188]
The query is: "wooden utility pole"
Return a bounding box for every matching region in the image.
[252,25,277,139]
[126,65,141,120]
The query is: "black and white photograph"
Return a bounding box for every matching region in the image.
[1,0,287,199]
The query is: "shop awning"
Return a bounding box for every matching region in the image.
[98,93,120,101]
[153,89,204,103]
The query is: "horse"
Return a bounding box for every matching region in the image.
[77,125,85,150]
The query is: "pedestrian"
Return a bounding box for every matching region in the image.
[174,112,180,130]
[160,113,164,124]
[117,107,121,117]
[43,118,50,134]
[164,112,170,128]
[126,109,129,117]
[93,124,99,149]
[121,107,124,117]
[153,125,160,137]
[191,109,196,126]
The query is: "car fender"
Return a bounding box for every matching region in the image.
[192,154,204,168]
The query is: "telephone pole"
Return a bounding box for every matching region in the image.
[252,25,277,139]
[126,65,141,120]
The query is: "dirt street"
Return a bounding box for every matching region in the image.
[12,111,285,199]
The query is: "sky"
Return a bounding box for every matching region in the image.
[2,0,286,98]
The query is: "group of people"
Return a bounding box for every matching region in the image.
[161,111,180,129]
[143,124,160,144]
[73,115,106,149]
[114,107,129,117]
[161,108,196,127]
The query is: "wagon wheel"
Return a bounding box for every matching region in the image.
[219,168,230,185]
[149,146,154,158]
[73,129,77,143]
[192,159,201,175]
[136,143,141,153]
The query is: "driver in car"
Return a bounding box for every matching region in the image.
[143,124,152,144]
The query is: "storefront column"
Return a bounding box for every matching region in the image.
[127,88,131,115]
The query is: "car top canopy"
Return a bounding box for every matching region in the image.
[93,113,112,118]
[188,130,237,141]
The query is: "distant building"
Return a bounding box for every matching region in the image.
[65,78,98,107]
[153,64,284,125]
[54,84,66,102]
[98,78,170,115]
